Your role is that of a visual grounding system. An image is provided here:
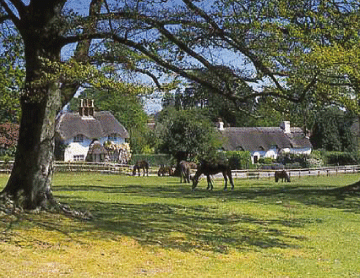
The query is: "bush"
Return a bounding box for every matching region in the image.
[321,151,359,166]
[304,151,324,168]
[258,157,275,165]
[224,151,252,170]
[130,154,173,167]
[277,153,309,168]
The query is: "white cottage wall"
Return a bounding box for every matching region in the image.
[63,135,127,162]
[64,137,92,162]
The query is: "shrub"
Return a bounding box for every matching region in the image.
[322,151,359,166]
[224,151,252,170]
[258,157,275,165]
[130,154,172,166]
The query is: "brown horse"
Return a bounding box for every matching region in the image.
[179,161,197,183]
[158,165,174,176]
[274,170,290,182]
[133,160,149,176]
[192,160,234,191]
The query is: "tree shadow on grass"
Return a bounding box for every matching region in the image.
[54,176,360,213]
[54,198,307,254]
[48,176,360,254]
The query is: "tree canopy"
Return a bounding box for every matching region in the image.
[310,107,357,152]
[1,0,360,209]
[156,107,221,163]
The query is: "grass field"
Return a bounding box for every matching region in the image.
[0,173,360,277]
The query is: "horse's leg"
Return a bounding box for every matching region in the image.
[186,168,190,183]
[229,172,234,190]
[223,172,228,191]
[206,175,212,190]
[192,174,199,191]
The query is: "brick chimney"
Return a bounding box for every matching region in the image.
[79,99,95,117]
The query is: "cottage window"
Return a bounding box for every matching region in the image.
[108,133,118,141]
[73,155,85,161]
[74,134,84,142]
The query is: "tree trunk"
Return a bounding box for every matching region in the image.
[1,84,61,209]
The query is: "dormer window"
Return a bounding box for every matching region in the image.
[74,134,84,142]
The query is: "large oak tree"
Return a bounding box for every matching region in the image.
[1,0,360,209]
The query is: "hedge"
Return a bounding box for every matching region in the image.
[321,151,359,166]
[130,154,173,166]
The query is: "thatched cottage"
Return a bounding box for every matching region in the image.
[217,121,312,164]
[55,99,130,162]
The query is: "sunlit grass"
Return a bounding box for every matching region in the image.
[0,173,360,277]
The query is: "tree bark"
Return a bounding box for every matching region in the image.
[2,88,61,209]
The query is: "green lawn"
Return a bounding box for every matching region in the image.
[1,173,360,277]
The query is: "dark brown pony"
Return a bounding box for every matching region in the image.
[158,165,174,176]
[133,160,149,176]
[274,170,290,182]
[179,161,197,183]
[192,160,234,191]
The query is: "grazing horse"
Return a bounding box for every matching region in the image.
[192,160,234,191]
[133,160,149,176]
[179,161,197,183]
[158,165,174,176]
[274,170,290,182]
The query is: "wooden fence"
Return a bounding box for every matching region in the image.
[1,161,360,179]
[231,165,360,180]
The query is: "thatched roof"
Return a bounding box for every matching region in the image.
[56,111,129,141]
[219,126,312,152]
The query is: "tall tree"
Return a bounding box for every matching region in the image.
[0,0,106,209]
[1,0,360,209]
[310,107,357,152]
[156,107,221,163]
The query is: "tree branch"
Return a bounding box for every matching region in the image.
[0,0,21,28]
[60,0,105,106]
